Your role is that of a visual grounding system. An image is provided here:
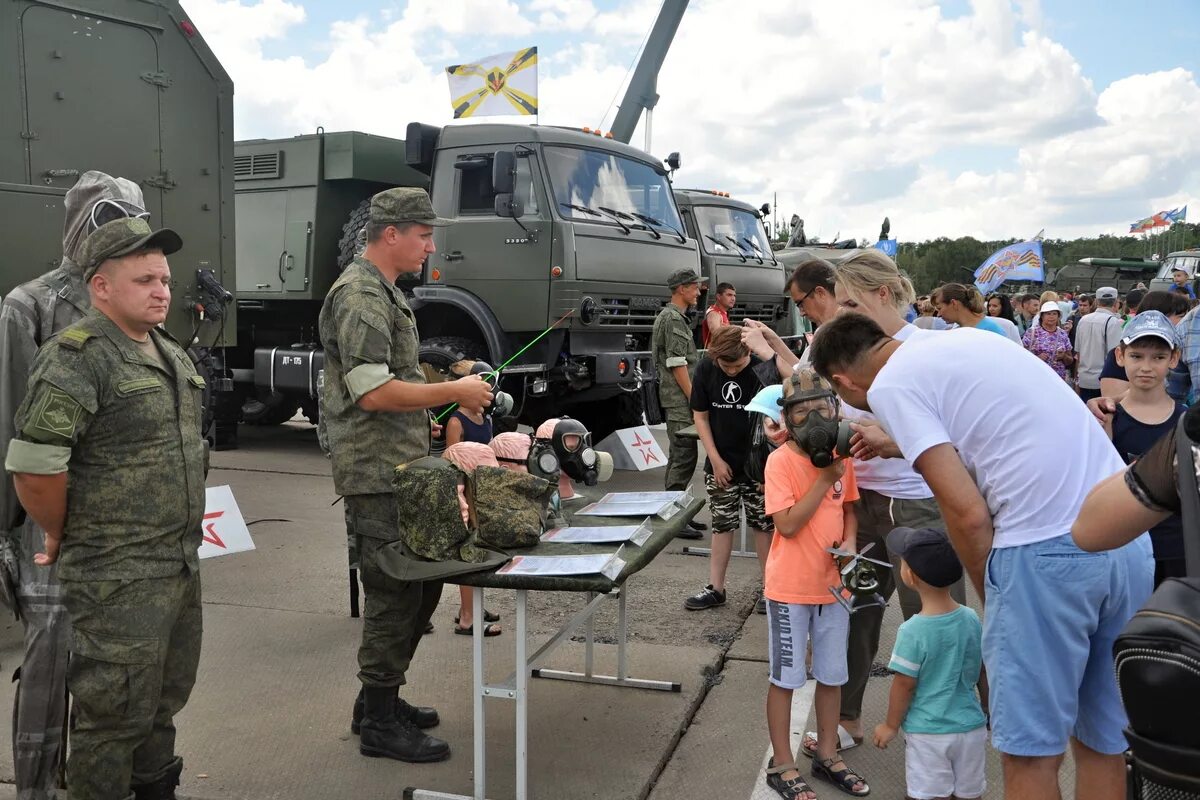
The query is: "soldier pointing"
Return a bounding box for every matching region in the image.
[5,216,204,800]
[319,187,491,763]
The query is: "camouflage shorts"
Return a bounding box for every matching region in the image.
[703,474,773,533]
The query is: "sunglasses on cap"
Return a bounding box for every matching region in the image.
[89,199,150,232]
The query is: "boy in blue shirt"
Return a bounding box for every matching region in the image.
[873,527,988,800]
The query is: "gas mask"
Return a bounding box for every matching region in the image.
[548,418,609,486]
[524,436,562,484]
[780,370,852,468]
[457,360,515,419]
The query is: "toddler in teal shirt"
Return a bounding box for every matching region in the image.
[873,527,989,800]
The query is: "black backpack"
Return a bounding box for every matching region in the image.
[1113,412,1200,797]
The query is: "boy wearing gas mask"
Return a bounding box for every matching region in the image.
[761,369,869,800]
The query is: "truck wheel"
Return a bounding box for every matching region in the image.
[337,199,372,271]
[419,336,489,377]
[567,392,645,443]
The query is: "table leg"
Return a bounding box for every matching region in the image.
[515,590,529,800]
[584,590,594,678]
[473,586,487,800]
[617,583,628,681]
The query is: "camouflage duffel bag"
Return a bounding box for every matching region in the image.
[392,456,471,562]
[468,465,555,550]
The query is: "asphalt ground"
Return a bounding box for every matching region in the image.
[0,421,1076,799]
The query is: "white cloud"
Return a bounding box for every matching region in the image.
[182,0,1197,242]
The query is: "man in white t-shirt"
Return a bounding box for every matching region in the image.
[1075,286,1125,402]
[808,313,1153,800]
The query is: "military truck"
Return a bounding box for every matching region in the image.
[672,189,789,334]
[1,0,237,431]
[232,124,701,438]
[1148,250,1200,295]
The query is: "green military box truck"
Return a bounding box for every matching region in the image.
[232,123,702,439]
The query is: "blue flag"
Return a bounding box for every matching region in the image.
[973,241,1044,294]
[874,239,898,258]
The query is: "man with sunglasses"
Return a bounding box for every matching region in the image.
[0,171,146,800]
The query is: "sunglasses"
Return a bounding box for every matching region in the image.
[89,199,150,231]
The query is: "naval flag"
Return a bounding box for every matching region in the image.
[973,240,1045,294]
[446,48,538,119]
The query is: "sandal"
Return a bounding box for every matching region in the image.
[801,725,862,757]
[766,759,816,800]
[812,756,869,796]
[454,609,500,624]
[454,622,502,637]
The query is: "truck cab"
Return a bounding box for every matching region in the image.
[406,122,701,432]
[673,189,788,336]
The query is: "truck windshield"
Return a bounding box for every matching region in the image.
[1157,255,1200,280]
[544,146,683,232]
[693,205,772,260]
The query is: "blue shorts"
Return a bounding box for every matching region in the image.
[982,533,1153,756]
[766,600,849,690]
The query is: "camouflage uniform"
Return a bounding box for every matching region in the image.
[4,218,202,800]
[319,195,445,689]
[651,275,700,492]
[0,171,144,800]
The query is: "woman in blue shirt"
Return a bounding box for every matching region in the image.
[932,283,1009,338]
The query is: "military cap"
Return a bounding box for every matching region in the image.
[81,217,183,281]
[370,187,452,227]
[667,268,702,289]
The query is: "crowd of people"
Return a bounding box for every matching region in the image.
[653,251,1191,800]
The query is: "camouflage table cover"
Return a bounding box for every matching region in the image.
[452,495,705,592]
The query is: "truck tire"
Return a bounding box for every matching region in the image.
[337,199,372,270]
[567,391,645,444]
[419,335,488,376]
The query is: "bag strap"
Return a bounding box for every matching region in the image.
[1173,413,1200,577]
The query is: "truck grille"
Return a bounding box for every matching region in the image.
[600,296,665,326]
[732,302,780,324]
[234,152,282,180]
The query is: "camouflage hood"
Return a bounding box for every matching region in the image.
[61,171,146,277]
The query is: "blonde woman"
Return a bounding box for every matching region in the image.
[786,250,965,756]
[932,283,1009,338]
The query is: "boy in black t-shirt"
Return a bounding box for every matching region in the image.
[684,326,775,610]
[1104,311,1187,584]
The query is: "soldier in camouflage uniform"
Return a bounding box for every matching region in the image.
[651,268,704,539]
[5,216,202,800]
[318,187,493,763]
[0,172,146,800]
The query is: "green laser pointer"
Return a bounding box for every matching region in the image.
[434,308,576,423]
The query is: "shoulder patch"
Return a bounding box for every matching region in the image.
[57,327,94,350]
[31,388,84,439]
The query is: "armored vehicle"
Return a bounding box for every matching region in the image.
[672,189,789,333]
[1,0,236,392]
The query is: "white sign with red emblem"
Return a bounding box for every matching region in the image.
[199,485,255,560]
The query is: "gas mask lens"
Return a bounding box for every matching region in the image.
[581,448,597,468]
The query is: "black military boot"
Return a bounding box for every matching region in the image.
[351,687,439,733]
[358,686,450,763]
[132,757,183,800]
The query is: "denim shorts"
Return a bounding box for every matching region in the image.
[982,533,1154,756]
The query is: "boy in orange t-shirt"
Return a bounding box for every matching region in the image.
[761,369,868,800]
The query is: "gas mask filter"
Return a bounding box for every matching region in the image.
[780,369,852,468]
[459,360,515,419]
[549,417,604,486]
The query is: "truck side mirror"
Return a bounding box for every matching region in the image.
[493,151,516,195]
[760,203,771,217]
[494,193,523,219]
[665,152,682,172]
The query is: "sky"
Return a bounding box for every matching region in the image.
[182,0,1200,244]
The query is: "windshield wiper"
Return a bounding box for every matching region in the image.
[631,212,687,243]
[561,202,631,235]
[704,234,739,258]
[725,235,752,262]
[593,206,632,235]
[560,202,602,217]
[740,237,764,264]
[745,236,779,265]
